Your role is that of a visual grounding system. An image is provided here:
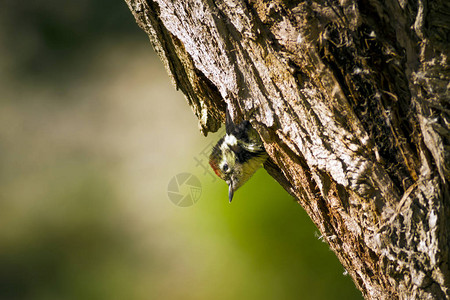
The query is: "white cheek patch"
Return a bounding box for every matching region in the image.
[223,134,237,147]
[220,134,238,154]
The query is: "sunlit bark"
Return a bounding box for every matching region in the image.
[124,0,449,298]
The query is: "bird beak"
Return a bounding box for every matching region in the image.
[228,182,234,203]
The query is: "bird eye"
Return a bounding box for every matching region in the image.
[223,164,229,172]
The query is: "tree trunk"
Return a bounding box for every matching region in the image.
[124,0,449,298]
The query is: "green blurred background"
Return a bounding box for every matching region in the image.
[0,1,362,299]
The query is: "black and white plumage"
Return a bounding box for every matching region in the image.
[209,109,268,202]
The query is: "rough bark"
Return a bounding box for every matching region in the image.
[124,0,449,299]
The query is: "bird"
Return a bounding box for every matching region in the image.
[209,109,268,202]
